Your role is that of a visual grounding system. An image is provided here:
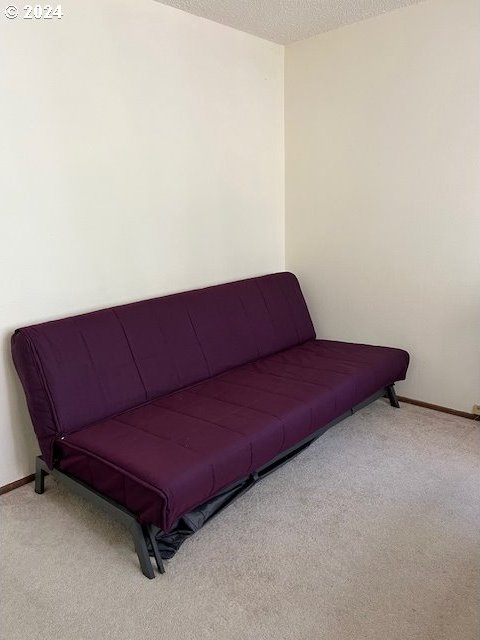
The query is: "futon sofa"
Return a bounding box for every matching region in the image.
[12,272,409,578]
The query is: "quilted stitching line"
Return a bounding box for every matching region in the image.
[111,416,223,493]
[237,293,261,358]
[248,368,344,412]
[250,366,333,389]
[145,301,186,390]
[77,326,110,414]
[152,399,251,438]
[184,302,212,377]
[70,420,216,510]
[278,277,301,342]
[295,343,383,384]
[298,342,377,366]
[113,309,148,402]
[192,388,287,450]
[217,377,320,403]
[254,279,277,335]
[236,371,341,415]
[112,416,205,454]
[153,398,259,473]
[265,355,364,376]
[218,379,320,435]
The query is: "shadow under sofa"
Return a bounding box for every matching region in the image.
[11,272,409,578]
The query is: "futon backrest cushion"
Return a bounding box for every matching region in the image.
[12,272,315,466]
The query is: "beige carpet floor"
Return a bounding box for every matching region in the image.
[1,400,479,640]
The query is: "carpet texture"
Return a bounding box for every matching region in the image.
[1,400,479,640]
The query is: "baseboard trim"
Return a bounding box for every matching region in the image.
[0,474,35,496]
[398,396,477,420]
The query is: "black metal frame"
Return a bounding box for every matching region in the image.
[35,456,164,578]
[386,384,400,408]
[34,384,400,578]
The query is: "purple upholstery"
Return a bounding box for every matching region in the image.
[12,272,409,533]
[12,273,314,468]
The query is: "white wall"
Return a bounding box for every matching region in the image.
[2,0,478,488]
[285,0,480,412]
[0,0,284,486]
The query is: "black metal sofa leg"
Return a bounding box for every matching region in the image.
[145,524,165,574]
[386,384,400,408]
[35,456,48,494]
[33,455,160,579]
[131,522,156,579]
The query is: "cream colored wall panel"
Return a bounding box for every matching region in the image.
[285,0,480,412]
[0,0,284,485]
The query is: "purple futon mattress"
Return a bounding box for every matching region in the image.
[12,272,409,534]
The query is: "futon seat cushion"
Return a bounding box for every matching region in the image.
[56,339,409,532]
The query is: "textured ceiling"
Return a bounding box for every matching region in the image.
[156,0,425,44]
